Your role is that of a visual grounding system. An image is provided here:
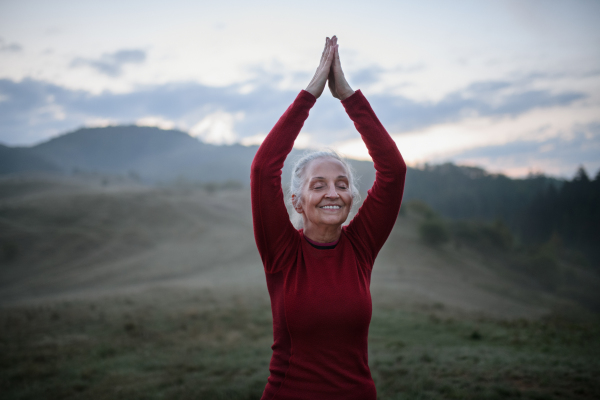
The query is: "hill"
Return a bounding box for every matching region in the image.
[0,144,61,174]
[1,125,562,218]
[27,125,261,183]
[1,175,597,318]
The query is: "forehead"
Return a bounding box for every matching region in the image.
[305,157,348,179]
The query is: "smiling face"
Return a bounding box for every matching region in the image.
[293,157,353,230]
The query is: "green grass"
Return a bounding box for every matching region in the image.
[370,306,600,399]
[1,290,599,400]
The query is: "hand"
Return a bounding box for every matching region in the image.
[327,36,355,101]
[305,37,335,99]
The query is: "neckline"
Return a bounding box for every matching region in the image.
[303,233,340,250]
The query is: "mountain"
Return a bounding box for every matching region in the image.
[0,125,560,223]
[4,125,377,186]
[0,144,61,174]
[28,125,259,183]
[2,124,598,267]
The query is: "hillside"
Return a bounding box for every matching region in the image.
[1,125,563,220]
[2,175,599,400]
[1,175,597,318]
[0,144,61,174]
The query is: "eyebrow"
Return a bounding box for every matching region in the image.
[310,175,348,180]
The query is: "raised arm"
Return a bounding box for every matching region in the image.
[251,91,315,272]
[343,90,407,264]
[327,40,407,265]
[251,38,334,273]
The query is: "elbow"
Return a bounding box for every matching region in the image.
[250,158,277,189]
[395,163,407,184]
[250,159,261,177]
[395,149,408,177]
[250,159,262,190]
[250,157,267,180]
[400,160,408,178]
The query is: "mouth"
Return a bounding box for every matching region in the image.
[320,205,342,210]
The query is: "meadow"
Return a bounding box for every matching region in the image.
[1,176,599,399]
[2,288,599,400]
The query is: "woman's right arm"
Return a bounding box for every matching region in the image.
[250,90,316,272]
[251,37,334,273]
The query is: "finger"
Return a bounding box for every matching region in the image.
[328,67,336,91]
[325,41,335,64]
[319,41,332,71]
[313,43,334,86]
[320,37,329,64]
[320,47,333,75]
[334,44,341,70]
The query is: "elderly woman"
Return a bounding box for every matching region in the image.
[251,36,407,400]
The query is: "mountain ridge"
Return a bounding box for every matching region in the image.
[0,124,562,224]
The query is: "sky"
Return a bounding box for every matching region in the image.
[1,0,599,178]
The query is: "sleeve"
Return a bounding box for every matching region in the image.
[342,90,407,267]
[250,90,317,273]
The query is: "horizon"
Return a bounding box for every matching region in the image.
[5,121,596,180]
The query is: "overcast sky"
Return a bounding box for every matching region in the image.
[1,0,599,177]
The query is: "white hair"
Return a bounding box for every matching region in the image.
[287,149,361,228]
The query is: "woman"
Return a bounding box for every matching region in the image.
[250,36,407,400]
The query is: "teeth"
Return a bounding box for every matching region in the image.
[321,206,341,209]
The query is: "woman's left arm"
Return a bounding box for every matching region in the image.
[343,90,407,264]
[328,38,407,264]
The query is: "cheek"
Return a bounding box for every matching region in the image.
[302,191,317,210]
[343,192,353,206]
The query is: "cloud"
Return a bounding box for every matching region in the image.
[189,111,244,145]
[368,80,586,133]
[349,64,423,88]
[351,66,384,86]
[136,116,176,130]
[0,38,22,53]
[450,123,600,178]
[70,49,146,77]
[0,74,593,174]
[240,133,267,147]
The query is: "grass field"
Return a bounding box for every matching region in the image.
[1,177,599,399]
[2,288,599,400]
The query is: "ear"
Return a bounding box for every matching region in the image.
[291,194,304,214]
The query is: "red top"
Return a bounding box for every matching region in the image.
[251,89,407,400]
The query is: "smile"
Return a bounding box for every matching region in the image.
[320,205,341,209]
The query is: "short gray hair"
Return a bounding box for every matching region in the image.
[287,149,361,228]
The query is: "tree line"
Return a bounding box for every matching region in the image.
[520,167,600,267]
[401,163,600,269]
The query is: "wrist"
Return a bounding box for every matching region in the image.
[339,89,355,101]
[305,85,320,99]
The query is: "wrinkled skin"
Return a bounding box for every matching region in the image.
[292,157,353,243]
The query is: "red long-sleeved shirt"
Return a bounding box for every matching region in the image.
[251,89,407,400]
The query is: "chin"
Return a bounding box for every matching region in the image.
[322,215,349,226]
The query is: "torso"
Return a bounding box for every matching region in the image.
[261,229,376,400]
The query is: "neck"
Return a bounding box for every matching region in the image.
[303,221,342,243]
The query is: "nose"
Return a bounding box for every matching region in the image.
[325,185,339,198]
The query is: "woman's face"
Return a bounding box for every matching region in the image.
[295,157,353,229]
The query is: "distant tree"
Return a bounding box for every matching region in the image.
[520,166,600,268]
[402,162,559,228]
[573,166,590,182]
